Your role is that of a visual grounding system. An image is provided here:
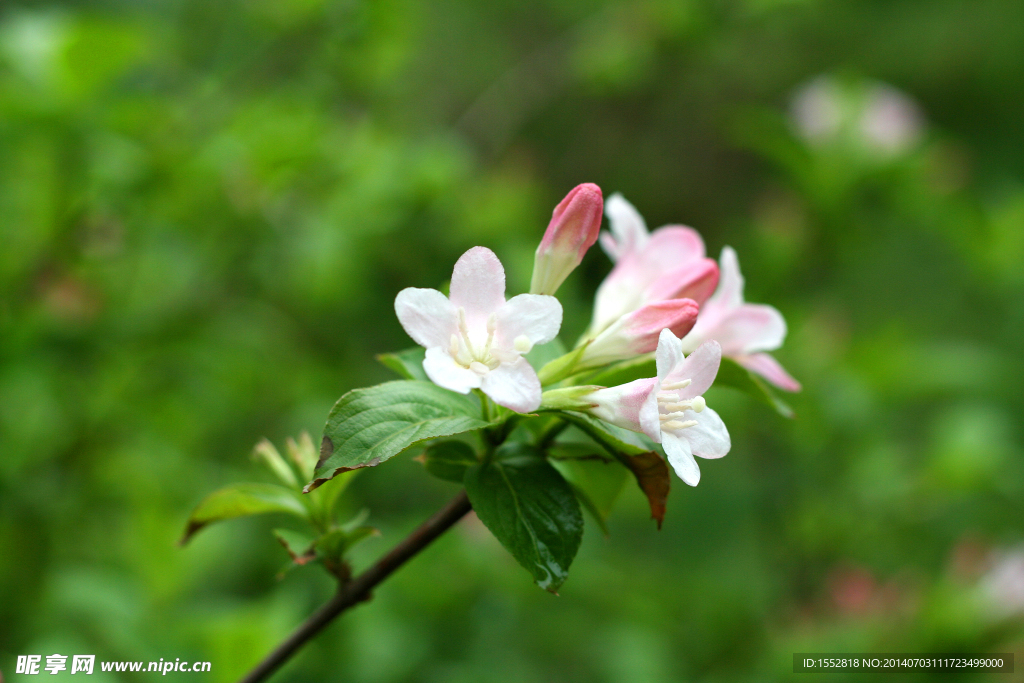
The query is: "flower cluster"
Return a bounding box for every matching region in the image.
[395,184,799,486]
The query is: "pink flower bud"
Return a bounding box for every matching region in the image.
[530,183,604,295]
[578,298,699,369]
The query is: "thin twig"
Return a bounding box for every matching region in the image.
[238,490,473,683]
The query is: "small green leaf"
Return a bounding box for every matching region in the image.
[548,444,629,535]
[310,469,359,526]
[465,443,583,593]
[307,380,489,492]
[180,483,309,545]
[536,342,591,386]
[418,440,479,482]
[316,526,379,579]
[524,337,567,370]
[252,439,299,488]
[376,347,428,381]
[714,357,795,418]
[273,528,317,564]
[285,431,318,481]
[549,411,654,457]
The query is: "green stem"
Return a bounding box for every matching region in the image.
[536,418,568,449]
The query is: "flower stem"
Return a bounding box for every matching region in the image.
[237,490,473,683]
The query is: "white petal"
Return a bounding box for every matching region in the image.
[668,340,721,399]
[495,294,563,351]
[662,432,700,486]
[394,288,459,349]
[423,347,481,394]
[637,383,663,442]
[713,246,745,310]
[449,246,506,326]
[480,357,542,413]
[655,328,684,380]
[601,193,649,261]
[684,407,731,459]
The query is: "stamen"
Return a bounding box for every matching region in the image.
[457,308,475,357]
[661,379,691,390]
[690,396,706,413]
[513,335,533,354]
[481,314,497,359]
[657,391,678,401]
[662,419,697,431]
[659,411,689,421]
[469,361,490,375]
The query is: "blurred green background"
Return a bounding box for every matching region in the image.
[2,0,1023,680]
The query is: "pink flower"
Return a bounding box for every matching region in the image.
[395,247,562,412]
[584,329,730,486]
[577,298,699,370]
[679,247,801,392]
[588,194,719,337]
[530,183,604,296]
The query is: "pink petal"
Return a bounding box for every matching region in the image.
[736,352,802,392]
[643,258,720,307]
[625,299,700,347]
[423,347,482,394]
[708,304,787,355]
[449,247,506,326]
[638,226,707,272]
[588,377,659,437]
[480,357,542,413]
[591,226,707,332]
[662,432,700,486]
[685,407,731,459]
[495,294,562,351]
[538,183,603,255]
[394,287,459,349]
[666,340,722,399]
[583,299,699,367]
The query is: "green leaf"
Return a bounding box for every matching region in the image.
[180,483,309,545]
[417,440,479,482]
[306,380,489,492]
[548,410,654,457]
[465,443,583,593]
[548,444,629,535]
[714,357,795,418]
[376,347,428,381]
[273,528,317,564]
[583,354,656,387]
[543,412,670,528]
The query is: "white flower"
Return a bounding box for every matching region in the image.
[585,329,731,486]
[395,246,562,413]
